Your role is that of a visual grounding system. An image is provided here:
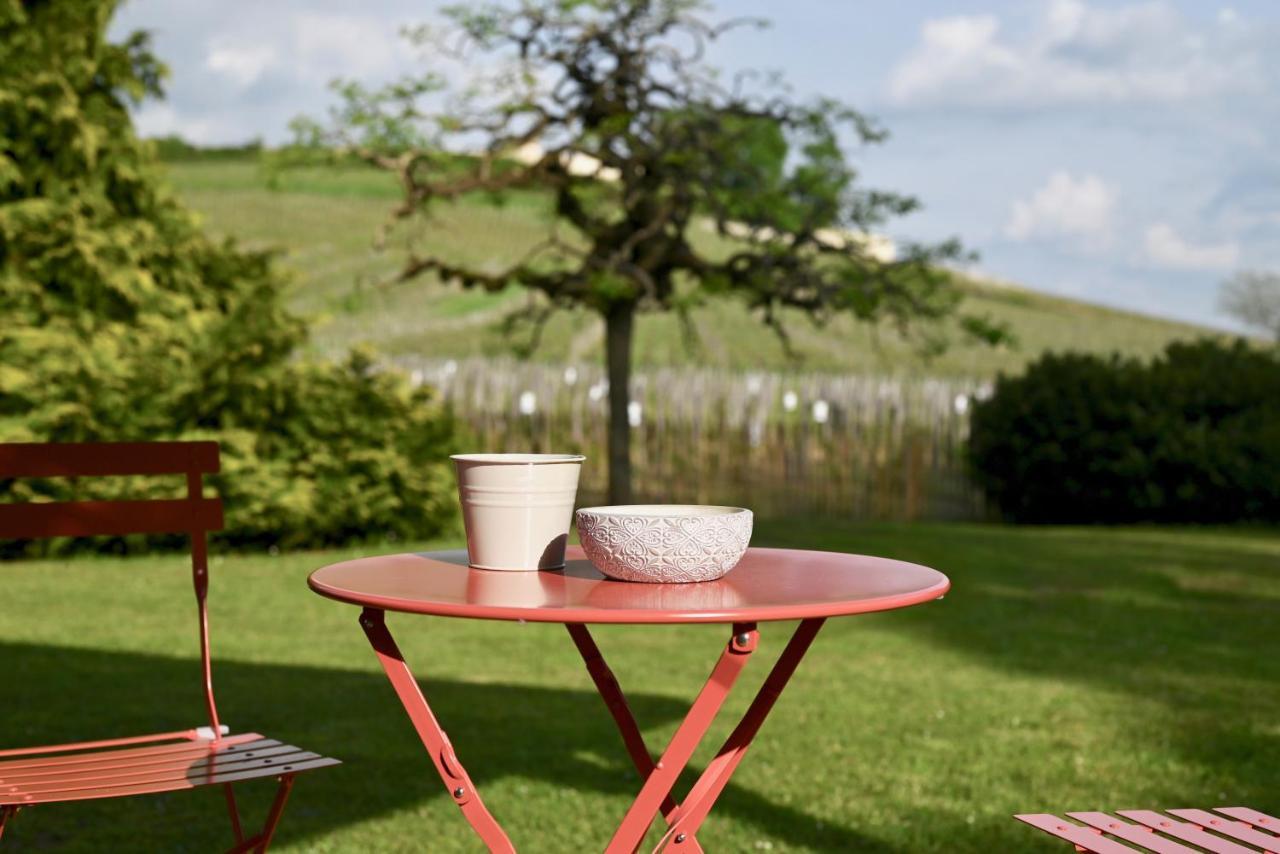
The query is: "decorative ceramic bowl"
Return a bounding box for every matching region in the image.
[575,505,753,583]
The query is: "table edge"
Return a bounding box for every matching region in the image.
[306,548,951,624]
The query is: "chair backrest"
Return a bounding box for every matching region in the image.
[0,441,226,734]
[0,441,223,538]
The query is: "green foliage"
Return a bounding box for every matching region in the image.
[151,135,263,163]
[969,339,1280,523]
[291,0,1010,500]
[292,0,1010,344]
[208,351,461,548]
[1219,269,1280,341]
[0,0,461,550]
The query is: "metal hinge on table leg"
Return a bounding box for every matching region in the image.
[439,743,475,805]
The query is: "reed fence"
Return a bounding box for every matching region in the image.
[394,356,991,521]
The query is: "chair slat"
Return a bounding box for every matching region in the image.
[1119,810,1259,854]
[0,734,262,772]
[1069,812,1202,854]
[0,498,223,538]
[1167,809,1280,852]
[13,749,321,796]
[3,756,340,806]
[0,740,280,781]
[1216,808,1280,832]
[7,744,296,787]
[0,442,219,477]
[1014,814,1141,853]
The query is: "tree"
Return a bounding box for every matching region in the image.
[291,0,1005,503]
[1220,270,1280,341]
[0,0,460,550]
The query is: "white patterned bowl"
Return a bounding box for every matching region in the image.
[575,505,753,583]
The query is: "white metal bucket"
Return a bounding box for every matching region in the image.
[451,453,585,571]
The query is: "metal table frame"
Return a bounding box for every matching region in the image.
[310,547,948,852]
[360,609,824,853]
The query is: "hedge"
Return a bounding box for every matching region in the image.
[968,339,1280,523]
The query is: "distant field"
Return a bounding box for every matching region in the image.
[167,159,1215,377]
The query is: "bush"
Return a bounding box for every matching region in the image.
[969,339,1280,523]
[0,0,461,551]
[150,135,262,163]
[202,351,461,549]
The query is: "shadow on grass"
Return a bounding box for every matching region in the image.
[756,520,1280,806]
[0,640,893,852]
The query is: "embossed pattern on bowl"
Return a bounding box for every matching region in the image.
[575,505,753,583]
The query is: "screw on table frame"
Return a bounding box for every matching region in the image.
[358,608,516,853]
[356,607,827,853]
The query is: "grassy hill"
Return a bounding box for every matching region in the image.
[167,158,1216,378]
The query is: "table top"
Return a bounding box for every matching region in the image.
[308,546,949,625]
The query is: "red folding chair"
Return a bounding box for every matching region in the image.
[0,442,339,851]
[1017,807,1280,852]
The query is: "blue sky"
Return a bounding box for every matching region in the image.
[112,1,1280,332]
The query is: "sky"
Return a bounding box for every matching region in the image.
[110,0,1280,332]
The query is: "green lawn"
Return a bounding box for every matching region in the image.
[3,522,1276,851]
[166,159,1217,377]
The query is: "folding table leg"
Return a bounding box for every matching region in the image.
[358,608,516,854]
[572,619,826,854]
[657,618,826,850]
[356,613,825,852]
[566,624,705,854]
[604,623,759,854]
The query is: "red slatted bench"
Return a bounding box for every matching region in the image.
[0,442,339,852]
[1017,807,1280,853]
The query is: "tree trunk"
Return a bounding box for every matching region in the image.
[604,303,634,504]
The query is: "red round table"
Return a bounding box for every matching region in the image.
[309,546,948,853]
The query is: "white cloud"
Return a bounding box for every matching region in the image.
[889,15,1016,105]
[203,14,409,91]
[206,44,277,87]
[889,0,1261,107]
[1006,172,1117,246]
[1143,223,1240,270]
[292,13,411,83]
